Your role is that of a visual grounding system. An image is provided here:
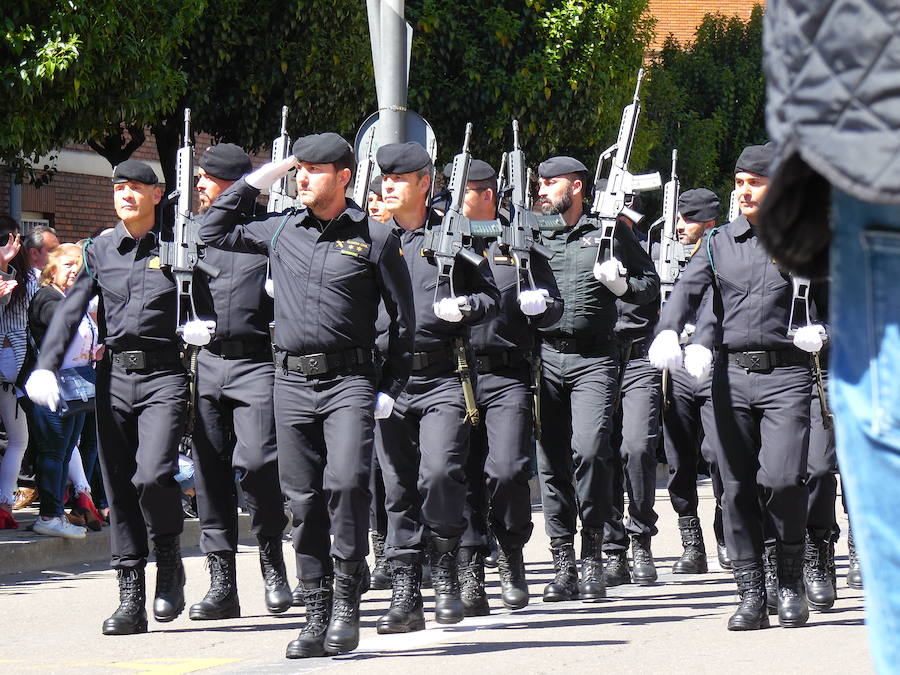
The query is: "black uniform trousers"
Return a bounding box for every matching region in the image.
[807,371,838,535]
[275,368,375,580]
[712,357,813,561]
[663,366,726,524]
[461,363,535,551]
[604,354,661,552]
[95,358,189,570]
[369,450,388,535]
[537,345,619,541]
[376,366,470,560]
[191,348,287,554]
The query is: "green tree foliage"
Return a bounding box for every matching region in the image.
[1,0,204,181]
[641,5,767,204]
[406,0,655,168]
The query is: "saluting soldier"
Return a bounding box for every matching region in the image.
[452,159,563,614]
[176,143,291,621]
[199,134,415,659]
[374,142,499,633]
[26,160,191,635]
[534,156,659,603]
[650,144,827,631]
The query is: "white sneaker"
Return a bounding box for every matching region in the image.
[33,516,87,539]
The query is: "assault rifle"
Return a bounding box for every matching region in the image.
[160,108,219,332]
[727,188,740,222]
[500,119,554,294]
[651,149,684,304]
[351,129,376,209]
[585,68,661,266]
[268,106,297,213]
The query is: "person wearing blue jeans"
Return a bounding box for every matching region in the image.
[33,406,86,532]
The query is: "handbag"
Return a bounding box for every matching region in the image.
[56,364,96,418]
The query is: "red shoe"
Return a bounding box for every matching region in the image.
[0,508,19,529]
[74,492,104,531]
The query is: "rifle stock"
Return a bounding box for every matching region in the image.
[654,149,684,304]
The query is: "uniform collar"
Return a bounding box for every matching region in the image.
[113,221,157,251]
[297,199,368,228]
[730,214,754,239]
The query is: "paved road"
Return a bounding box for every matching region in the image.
[0,480,872,674]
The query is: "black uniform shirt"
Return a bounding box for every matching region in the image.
[199,178,415,398]
[470,239,563,355]
[37,222,181,371]
[539,215,659,342]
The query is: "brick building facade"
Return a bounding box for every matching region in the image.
[648,0,764,49]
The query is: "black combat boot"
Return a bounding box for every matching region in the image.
[762,544,778,615]
[259,536,292,614]
[543,539,579,602]
[285,577,334,658]
[153,536,185,622]
[376,558,426,634]
[727,558,770,631]
[497,545,529,609]
[578,530,606,601]
[291,582,304,607]
[776,542,809,628]
[370,531,392,590]
[102,567,148,635]
[189,551,241,620]
[714,506,733,570]
[458,546,490,616]
[324,559,365,654]
[631,536,658,585]
[673,516,708,574]
[430,535,464,623]
[604,551,631,586]
[804,529,837,611]
[847,527,863,590]
[484,529,500,569]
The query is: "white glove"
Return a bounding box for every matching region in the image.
[182,320,216,346]
[684,344,713,380]
[246,156,298,190]
[793,324,827,353]
[433,296,468,322]
[680,323,695,345]
[264,278,275,298]
[648,330,683,371]
[518,289,550,316]
[25,369,60,413]
[593,257,628,296]
[374,392,395,419]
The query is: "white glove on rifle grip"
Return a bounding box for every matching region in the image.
[518,289,550,316]
[374,392,395,420]
[433,296,468,323]
[683,344,713,381]
[793,324,827,353]
[182,320,216,346]
[246,156,298,190]
[25,369,60,412]
[648,330,683,371]
[593,257,628,296]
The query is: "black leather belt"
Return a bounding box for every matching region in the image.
[276,347,371,377]
[726,349,810,372]
[543,336,616,357]
[206,335,271,359]
[474,350,527,374]
[111,349,182,371]
[410,348,453,372]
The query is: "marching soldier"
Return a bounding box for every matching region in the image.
[374,142,499,632]
[179,143,291,621]
[453,159,563,614]
[199,134,415,658]
[650,144,826,631]
[534,156,659,603]
[27,160,191,635]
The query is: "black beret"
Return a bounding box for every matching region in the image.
[538,156,588,179]
[377,142,431,175]
[292,133,353,164]
[734,142,775,177]
[112,159,159,185]
[442,159,496,182]
[677,188,721,222]
[368,174,383,195]
[198,143,252,181]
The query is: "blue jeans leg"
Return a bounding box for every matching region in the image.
[34,407,86,518]
[830,189,900,674]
